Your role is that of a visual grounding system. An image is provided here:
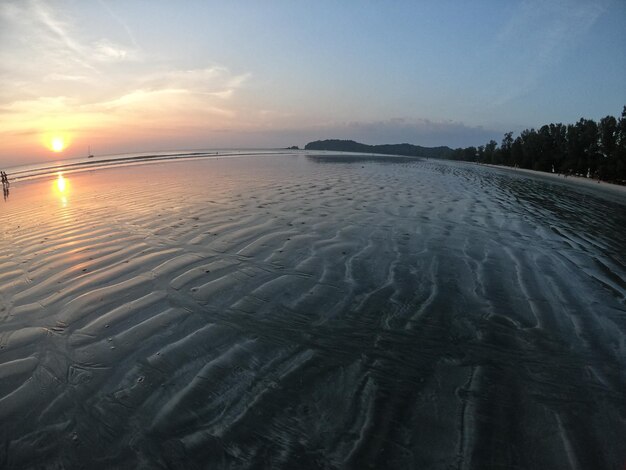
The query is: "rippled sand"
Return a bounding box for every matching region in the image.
[1,154,625,469]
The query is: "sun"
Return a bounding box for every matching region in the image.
[42,132,73,153]
[51,137,65,152]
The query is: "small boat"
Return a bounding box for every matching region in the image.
[88,146,94,158]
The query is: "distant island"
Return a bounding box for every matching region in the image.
[304,139,453,159]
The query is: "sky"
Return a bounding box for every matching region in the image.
[0,0,624,167]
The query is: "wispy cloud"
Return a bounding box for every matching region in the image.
[93,39,131,61]
[0,0,139,87]
[137,67,250,98]
[31,0,86,58]
[97,0,140,50]
[44,73,90,82]
[0,1,249,144]
[0,0,98,72]
[483,0,610,106]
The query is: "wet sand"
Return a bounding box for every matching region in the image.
[479,162,626,204]
[1,154,625,469]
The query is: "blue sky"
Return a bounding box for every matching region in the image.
[0,0,624,166]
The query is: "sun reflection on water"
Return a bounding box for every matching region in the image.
[53,173,69,206]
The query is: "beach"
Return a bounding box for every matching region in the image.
[479,162,626,204]
[1,153,625,469]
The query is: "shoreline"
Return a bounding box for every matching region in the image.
[466,161,626,204]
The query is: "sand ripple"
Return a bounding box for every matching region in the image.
[0,155,625,469]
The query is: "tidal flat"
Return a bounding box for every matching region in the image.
[0,153,625,469]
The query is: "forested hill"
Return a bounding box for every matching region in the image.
[304,139,454,159]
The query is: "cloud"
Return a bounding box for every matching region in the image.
[44,73,90,82]
[0,2,249,144]
[484,0,610,105]
[97,0,140,50]
[95,88,236,119]
[0,1,96,73]
[93,39,130,61]
[0,66,245,137]
[137,67,251,99]
[0,0,138,79]
[31,0,85,58]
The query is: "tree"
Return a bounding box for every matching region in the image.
[484,140,498,164]
[447,106,625,183]
[548,123,567,172]
[463,146,478,162]
[500,132,513,166]
[520,129,540,170]
[598,115,617,180]
[578,118,600,177]
[511,137,523,167]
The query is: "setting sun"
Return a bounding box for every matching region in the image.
[51,137,65,152]
[41,132,73,154]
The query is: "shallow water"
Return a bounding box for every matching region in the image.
[0,154,625,469]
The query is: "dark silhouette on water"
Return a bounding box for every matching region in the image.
[1,171,9,201]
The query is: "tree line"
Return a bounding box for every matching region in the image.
[449,106,626,183]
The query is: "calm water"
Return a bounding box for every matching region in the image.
[4,148,297,182]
